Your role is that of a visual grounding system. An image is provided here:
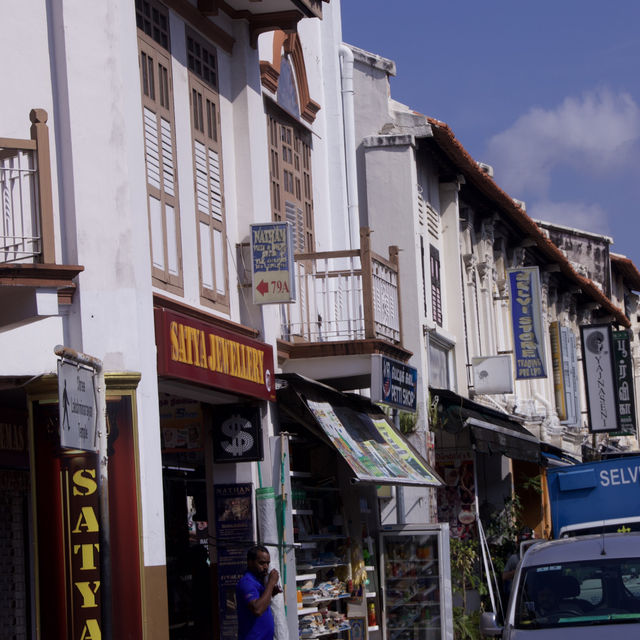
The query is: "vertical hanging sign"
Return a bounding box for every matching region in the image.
[612,330,637,436]
[507,267,546,379]
[580,324,618,432]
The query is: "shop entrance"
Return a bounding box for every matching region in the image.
[160,394,215,640]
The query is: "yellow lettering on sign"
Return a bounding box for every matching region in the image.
[72,507,100,534]
[72,469,97,496]
[178,323,188,363]
[73,543,100,570]
[198,330,207,368]
[75,581,101,608]
[79,619,102,640]
[167,321,267,385]
[170,321,180,361]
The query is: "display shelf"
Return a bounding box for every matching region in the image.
[291,470,312,478]
[302,594,351,605]
[298,607,319,616]
[295,542,318,550]
[297,573,317,581]
[387,585,437,611]
[297,562,348,571]
[300,627,351,638]
[293,508,314,515]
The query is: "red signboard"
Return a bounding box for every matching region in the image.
[154,307,276,402]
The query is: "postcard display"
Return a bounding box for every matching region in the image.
[290,435,383,640]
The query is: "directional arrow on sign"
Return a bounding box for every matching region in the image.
[256,280,269,296]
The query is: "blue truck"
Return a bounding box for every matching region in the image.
[546,455,640,537]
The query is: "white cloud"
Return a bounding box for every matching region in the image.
[487,89,640,197]
[529,200,611,236]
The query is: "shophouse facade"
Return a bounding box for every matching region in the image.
[0,1,332,638]
[346,43,637,546]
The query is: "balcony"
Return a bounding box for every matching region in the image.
[278,228,411,389]
[0,109,82,327]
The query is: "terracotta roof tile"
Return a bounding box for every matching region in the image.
[426,117,629,327]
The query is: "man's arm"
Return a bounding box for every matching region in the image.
[247,569,280,617]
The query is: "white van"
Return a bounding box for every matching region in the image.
[480,532,640,638]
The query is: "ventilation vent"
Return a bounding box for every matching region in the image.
[477,162,494,177]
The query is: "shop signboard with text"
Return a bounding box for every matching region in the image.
[214,483,253,640]
[250,222,295,304]
[549,322,580,426]
[371,355,418,412]
[507,267,546,379]
[612,330,637,436]
[154,307,276,402]
[580,324,618,432]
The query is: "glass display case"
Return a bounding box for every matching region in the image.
[380,524,453,640]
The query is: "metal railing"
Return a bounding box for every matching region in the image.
[280,228,402,344]
[0,109,55,264]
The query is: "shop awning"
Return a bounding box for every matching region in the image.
[431,387,541,463]
[277,374,442,487]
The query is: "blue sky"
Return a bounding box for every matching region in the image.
[341,1,640,267]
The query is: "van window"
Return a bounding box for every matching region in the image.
[514,558,640,629]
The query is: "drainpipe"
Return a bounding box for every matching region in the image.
[339,44,359,251]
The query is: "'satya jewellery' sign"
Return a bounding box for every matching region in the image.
[154,307,276,402]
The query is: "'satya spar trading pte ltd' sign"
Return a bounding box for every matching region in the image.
[154,307,276,402]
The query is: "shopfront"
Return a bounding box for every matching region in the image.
[276,374,454,640]
[153,302,276,640]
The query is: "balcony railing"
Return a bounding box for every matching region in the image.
[0,109,55,264]
[281,228,402,344]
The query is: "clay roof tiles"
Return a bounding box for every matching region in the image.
[425,117,629,328]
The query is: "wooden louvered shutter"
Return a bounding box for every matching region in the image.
[138,34,183,290]
[187,29,228,310]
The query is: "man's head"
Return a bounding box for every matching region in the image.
[247,545,270,579]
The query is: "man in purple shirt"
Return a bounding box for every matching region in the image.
[236,545,281,640]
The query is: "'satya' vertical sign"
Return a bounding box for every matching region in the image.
[507,267,546,379]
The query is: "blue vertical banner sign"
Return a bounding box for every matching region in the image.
[612,330,637,436]
[507,266,547,379]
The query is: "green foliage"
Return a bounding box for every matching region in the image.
[452,607,482,640]
[450,538,486,639]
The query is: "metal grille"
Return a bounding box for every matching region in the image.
[0,148,41,263]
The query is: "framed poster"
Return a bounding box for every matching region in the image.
[347,617,366,640]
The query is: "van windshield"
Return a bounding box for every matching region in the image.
[514,557,640,629]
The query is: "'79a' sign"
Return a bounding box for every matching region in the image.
[250,222,296,304]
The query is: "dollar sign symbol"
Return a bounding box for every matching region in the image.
[221,415,254,457]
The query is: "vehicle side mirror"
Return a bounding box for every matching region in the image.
[479,611,503,637]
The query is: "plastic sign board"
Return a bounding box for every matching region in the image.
[250,222,295,304]
[472,355,514,395]
[580,324,618,433]
[58,360,98,451]
[612,330,637,436]
[507,267,546,379]
[371,355,418,412]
